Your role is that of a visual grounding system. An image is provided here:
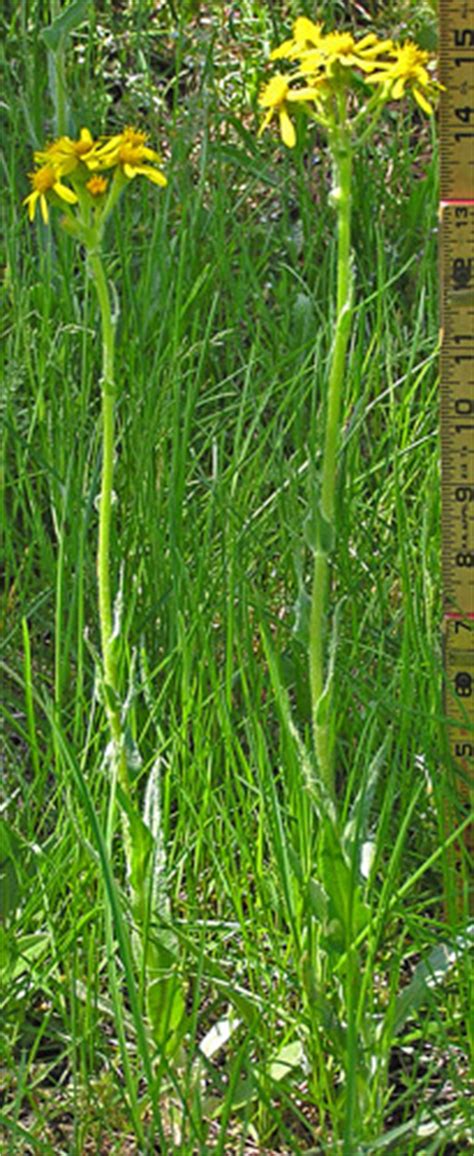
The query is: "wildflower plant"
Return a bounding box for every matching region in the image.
[255,14,444,1140]
[258,16,441,794]
[24,127,184,1056]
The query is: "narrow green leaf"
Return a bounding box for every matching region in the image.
[41,0,90,51]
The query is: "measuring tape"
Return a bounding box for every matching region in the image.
[439,0,474,867]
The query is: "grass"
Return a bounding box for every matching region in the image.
[1,1,473,1153]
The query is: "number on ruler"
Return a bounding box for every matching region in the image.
[454,670,473,695]
[452,256,473,288]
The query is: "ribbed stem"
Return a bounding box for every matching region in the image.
[309,120,353,794]
[89,251,129,795]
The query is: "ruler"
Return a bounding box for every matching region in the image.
[439,0,474,874]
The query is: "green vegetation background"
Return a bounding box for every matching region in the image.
[1,2,472,1153]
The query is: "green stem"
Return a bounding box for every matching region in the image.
[309,118,353,794]
[89,249,182,1051]
[89,250,129,798]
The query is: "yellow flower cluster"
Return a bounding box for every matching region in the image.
[24,126,167,223]
[258,16,441,147]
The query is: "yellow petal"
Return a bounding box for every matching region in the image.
[257,108,274,137]
[365,38,394,56]
[355,57,382,72]
[23,191,37,221]
[259,74,289,109]
[415,65,430,86]
[123,163,137,179]
[279,107,296,148]
[365,69,392,84]
[287,86,321,102]
[270,37,296,61]
[84,155,102,170]
[53,181,78,204]
[98,133,124,152]
[293,17,322,46]
[135,164,167,186]
[392,77,406,99]
[141,145,163,163]
[40,193,49,224]
[413,86,433,115]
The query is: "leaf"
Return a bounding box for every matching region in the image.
[304,981,346,1057]
[354,1107,471,1152]
[141,759,178,946]
[291,292,315,347]
[270,1039,305,1082]
[117,759,185,1056]
[146,966,185,1053]
[115,782,154,919]
[320,822,371,951]
[181,263,212,315]
[306,877,328,922]
[0,821,22,921]
[391,924,474,1037]
[198,1009,241,1061]
[343,732,391,868]
[303,505,334,556]
[292,584,311,646]
[0,821,37,922]
[314,598,344,741]
[260,625,337,825]
[3,931,50,984]
[41,0,90,51]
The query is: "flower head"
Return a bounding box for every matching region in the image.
[297,30,394,79]
[23,164,78,223]
[35,128,98,175]
[365,40,442,113]
[93,127,167,186]
[271,17,324,61]
[86,174,108,197]
[257,18,440,148]
[258,73,325,148]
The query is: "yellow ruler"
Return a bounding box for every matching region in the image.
[439,0,474,879]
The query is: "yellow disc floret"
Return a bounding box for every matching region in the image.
[86,174,108,197]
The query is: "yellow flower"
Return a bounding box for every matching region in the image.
[35,128,98,175]
[86,174,108,197]
[23,164,78,224]
[365,40,442,113]
[93,127,167,186]
[271,17,324,61]
[258,73,324,148]
[298,31,394,78]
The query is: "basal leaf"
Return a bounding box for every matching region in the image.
[392,924,474,1036]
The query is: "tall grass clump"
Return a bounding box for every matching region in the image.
[1,2,473,1154]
